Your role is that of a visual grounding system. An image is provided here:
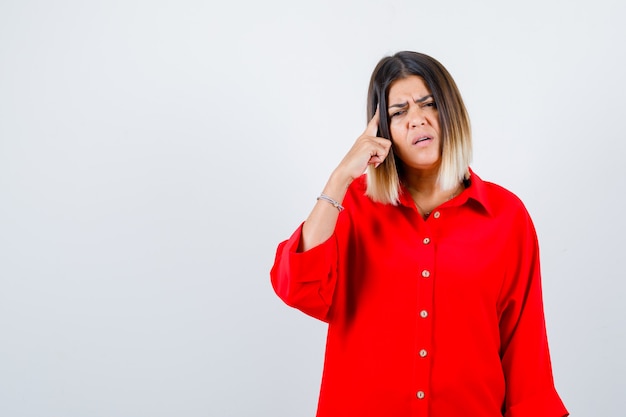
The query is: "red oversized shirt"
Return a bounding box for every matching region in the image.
[271,170,568,417]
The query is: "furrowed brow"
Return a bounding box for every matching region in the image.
[388,102,408,110]
[414,94,434,104]
[388,95,434,111]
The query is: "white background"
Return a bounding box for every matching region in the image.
[1,0,624,416]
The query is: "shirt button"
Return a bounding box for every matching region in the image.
[433,211,440,219]
[420,310,428,318]
[421,270,430,278]
[419,349,428,358]
[422,237,430,245]
[416,391,425,399]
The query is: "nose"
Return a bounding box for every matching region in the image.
[409,107,426,127]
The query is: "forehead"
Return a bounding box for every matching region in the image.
[387,75,431,102]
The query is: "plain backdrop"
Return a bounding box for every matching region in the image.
[1,0,625,416]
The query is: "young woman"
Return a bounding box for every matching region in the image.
[271,51,568,417]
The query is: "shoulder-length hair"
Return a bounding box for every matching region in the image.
[365,51,472,205]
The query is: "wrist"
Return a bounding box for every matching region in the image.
[327,168,354,195]
[317,194,344,212]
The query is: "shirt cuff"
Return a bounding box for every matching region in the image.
[282,223,337,284]
[504,387,569,417]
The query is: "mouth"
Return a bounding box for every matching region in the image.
[412,136,432,145]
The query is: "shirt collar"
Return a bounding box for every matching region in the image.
[461,168,494,216]
[397,167,494,217]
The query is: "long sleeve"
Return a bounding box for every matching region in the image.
[270,223,339,322]
[498,210,569,417]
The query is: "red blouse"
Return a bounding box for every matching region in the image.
[271,170,568,417]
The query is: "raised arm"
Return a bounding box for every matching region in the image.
[300,109,390,251]
[271,109,391,321]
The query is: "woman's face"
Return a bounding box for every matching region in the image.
[386,75,441,174]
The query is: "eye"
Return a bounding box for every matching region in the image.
[423,101,437,109]
[390,110,406,118]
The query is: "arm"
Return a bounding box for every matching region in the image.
[300,108,388,251]
[271,109,391,320]
[499,210,568,417]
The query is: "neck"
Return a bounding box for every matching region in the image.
[402,165,441,197]
[402,169,462,218]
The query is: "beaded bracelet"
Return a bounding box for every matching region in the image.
[317,193,344,212]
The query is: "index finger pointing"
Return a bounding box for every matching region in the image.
[365,106,381,137]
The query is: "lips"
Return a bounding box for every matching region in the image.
[412,136,432,145]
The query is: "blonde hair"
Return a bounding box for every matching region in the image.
[365,51,472,205]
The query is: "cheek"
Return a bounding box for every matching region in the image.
[389,124,404,143]
[430,115,441,133]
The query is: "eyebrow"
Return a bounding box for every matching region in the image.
[388,94,434,110]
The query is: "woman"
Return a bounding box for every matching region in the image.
[270,51,568,417]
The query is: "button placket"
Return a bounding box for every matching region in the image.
[414,226,435,412]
